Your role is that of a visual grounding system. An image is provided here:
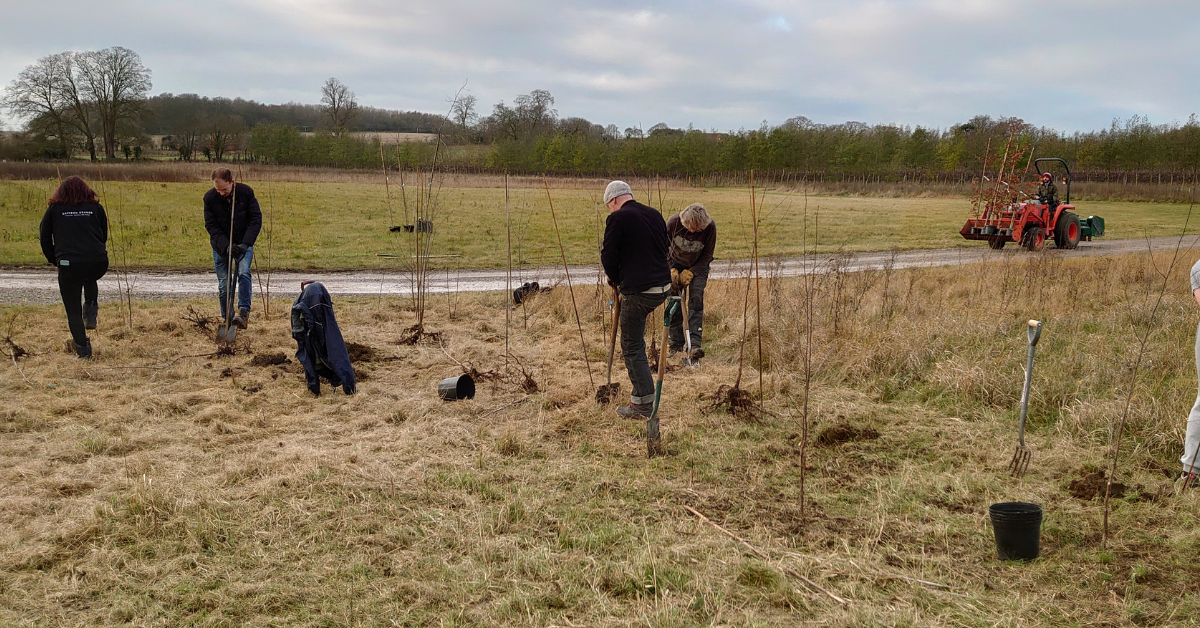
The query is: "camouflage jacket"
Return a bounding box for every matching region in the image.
[1037,180,1058,204]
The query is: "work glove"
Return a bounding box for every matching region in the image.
[670,268,679,285]
[233,243,249,257]
[679,269,693,286]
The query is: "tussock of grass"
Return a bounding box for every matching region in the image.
[2,250,1200,625]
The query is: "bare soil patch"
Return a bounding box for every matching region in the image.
[816,423,881,446]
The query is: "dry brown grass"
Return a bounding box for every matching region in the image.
[3,250,1200,625]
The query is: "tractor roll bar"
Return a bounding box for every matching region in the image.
[1034,157,1070,203]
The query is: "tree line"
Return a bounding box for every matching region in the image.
[6,50,1200,179]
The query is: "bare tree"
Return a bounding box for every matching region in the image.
[2,51,100,160]
[76,47,151,159]
[320,77,358,135]
[207,114,246,162]
[514,89,555,138]
[450,93,477,140]
[172,109,204,161]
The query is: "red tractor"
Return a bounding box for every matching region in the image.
[960,158,1104,251]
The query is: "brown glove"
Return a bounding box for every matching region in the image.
[670,268,679,286]
[679,269,693,286]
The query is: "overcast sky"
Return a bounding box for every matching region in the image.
[2,0,1197,133]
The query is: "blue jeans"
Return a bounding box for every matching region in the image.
[620,290,669,404]
[213,247,253,318]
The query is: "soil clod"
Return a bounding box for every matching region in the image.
[595,382,620,404]
[816,423,880,447]
[250,352,289,367]
[1068,468,1126,500]
[345,342,378,362]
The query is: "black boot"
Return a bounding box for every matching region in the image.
[233,308,249,330]
[73,339,92,359]
[83,301,98,330]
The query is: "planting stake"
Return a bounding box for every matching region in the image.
[216,182,239,345]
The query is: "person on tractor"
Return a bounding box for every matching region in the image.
[1037,172,1059,212]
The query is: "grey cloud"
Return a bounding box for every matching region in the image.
[1,0,1198,132]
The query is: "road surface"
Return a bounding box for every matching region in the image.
[2,236,1197,305]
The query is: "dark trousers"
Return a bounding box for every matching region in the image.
[620,290,669,404]
[57,259,108,345]
[669,268,708,352]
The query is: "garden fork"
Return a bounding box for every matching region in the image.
[1008,319,1042,477]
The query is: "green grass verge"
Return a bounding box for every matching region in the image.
[2,178,1196,270]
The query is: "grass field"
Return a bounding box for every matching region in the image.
[2,175,1196,271]
[4,250,1200,625]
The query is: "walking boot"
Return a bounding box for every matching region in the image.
[72,339,92,359]
[616,402,654,418]
[233,308,249,330]
[83,301,98,330]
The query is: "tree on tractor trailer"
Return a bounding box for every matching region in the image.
[960,158,1105,251]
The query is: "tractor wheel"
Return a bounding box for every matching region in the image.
[1055,212,1081,249]
[1023,227,1046,252]
[988,238,1006,250]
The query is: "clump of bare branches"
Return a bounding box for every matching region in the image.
[709,384,759,419]
[2,314,30,361]
[969,119,1034,221]
[397,324,443,346]
[182,305,217,332]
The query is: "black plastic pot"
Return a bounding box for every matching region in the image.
[438,374,475,401]
[988,502,1043,561]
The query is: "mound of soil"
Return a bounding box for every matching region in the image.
[251,352,289,367]
[816,423,880,447]
[1068,468,1126,500]
[345,342,379,362]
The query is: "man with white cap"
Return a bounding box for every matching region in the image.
[600,180,672,418]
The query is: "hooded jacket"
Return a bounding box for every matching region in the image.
[203,182,263,254]
[291,282,356,395]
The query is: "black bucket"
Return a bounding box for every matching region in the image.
[988,502,1043,561]
[438,374,475,401]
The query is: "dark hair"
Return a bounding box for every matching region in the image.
[48,176,98,206]
[212,168,233,183]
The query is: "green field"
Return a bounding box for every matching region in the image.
[2,177,1195,270]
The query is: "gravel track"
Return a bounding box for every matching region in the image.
[2,236,1196,305]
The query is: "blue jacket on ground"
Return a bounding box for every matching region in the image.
[291,282,355,395]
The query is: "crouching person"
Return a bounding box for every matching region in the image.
[292,281,356,395]
[667,203,715,365]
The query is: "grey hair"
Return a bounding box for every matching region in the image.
[679,203,712,231]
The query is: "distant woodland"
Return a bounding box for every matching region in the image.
[5,49,1200,181]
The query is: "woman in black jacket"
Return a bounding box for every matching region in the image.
[39,176,109,359]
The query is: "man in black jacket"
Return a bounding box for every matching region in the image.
[600,181,672,418]
[203,168,262,329]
